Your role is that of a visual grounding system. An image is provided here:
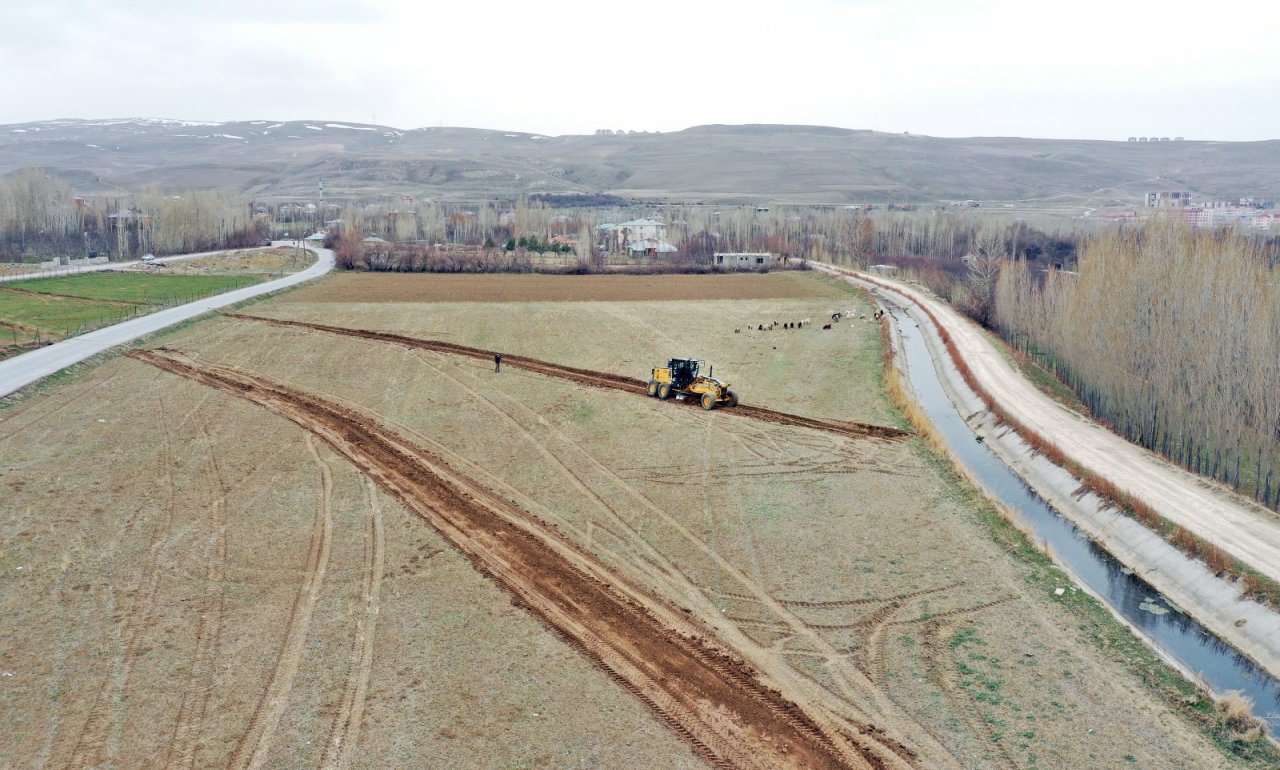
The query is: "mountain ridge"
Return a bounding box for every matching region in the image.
[3,118,1276,205]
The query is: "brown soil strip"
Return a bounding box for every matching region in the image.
[0,284,145,305]
[225,314,909,442]
[128,347,912,770]
[0,318,44,334]
[778,583,961,611]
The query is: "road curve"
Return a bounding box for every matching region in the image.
[0,243,332,397]
[814,263,1280,586]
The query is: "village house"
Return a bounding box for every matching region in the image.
[597,218,675,254]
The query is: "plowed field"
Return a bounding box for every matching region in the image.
[283,270,850,303]
[0,271,1253,769]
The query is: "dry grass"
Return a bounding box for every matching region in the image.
[0,270,1263,769]
[283,271,850,304]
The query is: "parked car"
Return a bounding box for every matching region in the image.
[140,253,156,262]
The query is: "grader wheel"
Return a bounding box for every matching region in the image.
[701,392,716,411]
[647,380,659,397]
[657,383,672,400]
[726,390,739,408]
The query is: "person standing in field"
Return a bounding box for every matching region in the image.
[494,352,502,373]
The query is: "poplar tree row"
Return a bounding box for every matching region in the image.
[995,219,1280,508]
[0,171,266,260]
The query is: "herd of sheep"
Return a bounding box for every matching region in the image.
[735,307,885,334]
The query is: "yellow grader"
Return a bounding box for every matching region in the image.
[647,358,738,410]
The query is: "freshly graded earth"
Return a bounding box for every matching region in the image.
[0,271,1256,768]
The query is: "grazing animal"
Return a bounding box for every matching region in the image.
[735,328,740,333]
[822,323,832,330]
[831,312,842,322]
[758,324,763,331]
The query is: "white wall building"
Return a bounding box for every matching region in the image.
[713,252,775,269]
[598,218,668,253]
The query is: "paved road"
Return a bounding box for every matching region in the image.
[0,247,259,283]
[815,263,1280,586]
[0,243,332,397]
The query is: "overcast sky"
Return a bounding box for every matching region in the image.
[4,0,1277,141]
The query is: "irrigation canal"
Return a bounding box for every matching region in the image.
[887,303,1280,733]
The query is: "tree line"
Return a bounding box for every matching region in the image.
[0,170,267,261]
[993,220,1280,508]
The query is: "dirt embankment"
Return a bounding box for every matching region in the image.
[225,314,909,442]
[127,348,917,770]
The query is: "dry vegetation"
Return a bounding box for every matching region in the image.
[125,247,314,276]
[287,271,845,304]
[0,271,1269,768]
[995,219,1280,509]
[0,170,267,261]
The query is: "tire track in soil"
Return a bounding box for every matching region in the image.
[65,397,188,768]
[165,418,232,769]
[408,347,950,767]
[229,434,335,770]
[0,369,120,443]
[129,347,910,770]
[862,595,1019,770]
[841,586,963,684]
[772,584,1019,766]
[225,314,909,442]
[321,474,385,770]
[920,621,1020,770]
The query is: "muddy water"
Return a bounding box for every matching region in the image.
[889,306,1280,732]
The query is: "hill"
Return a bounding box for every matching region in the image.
[2,118,1277,205]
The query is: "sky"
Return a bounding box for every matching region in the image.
[3,0,1278,141]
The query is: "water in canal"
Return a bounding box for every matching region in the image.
[889,305,1280,732]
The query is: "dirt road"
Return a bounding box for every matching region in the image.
[818,265,1280,587]
[128,347,918,770]
[225,314,909,442]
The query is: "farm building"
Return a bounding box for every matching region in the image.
[712,252,775,269]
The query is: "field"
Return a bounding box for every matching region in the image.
[119,247,314,277]
[0,271,1260,768]
[0,268,266,352]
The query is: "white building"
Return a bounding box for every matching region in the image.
[713,252,775,269]
[598,218,667,253]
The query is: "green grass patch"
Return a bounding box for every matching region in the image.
[0,289,136,339]
[15,272,260,304]
[0,273,262,340]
